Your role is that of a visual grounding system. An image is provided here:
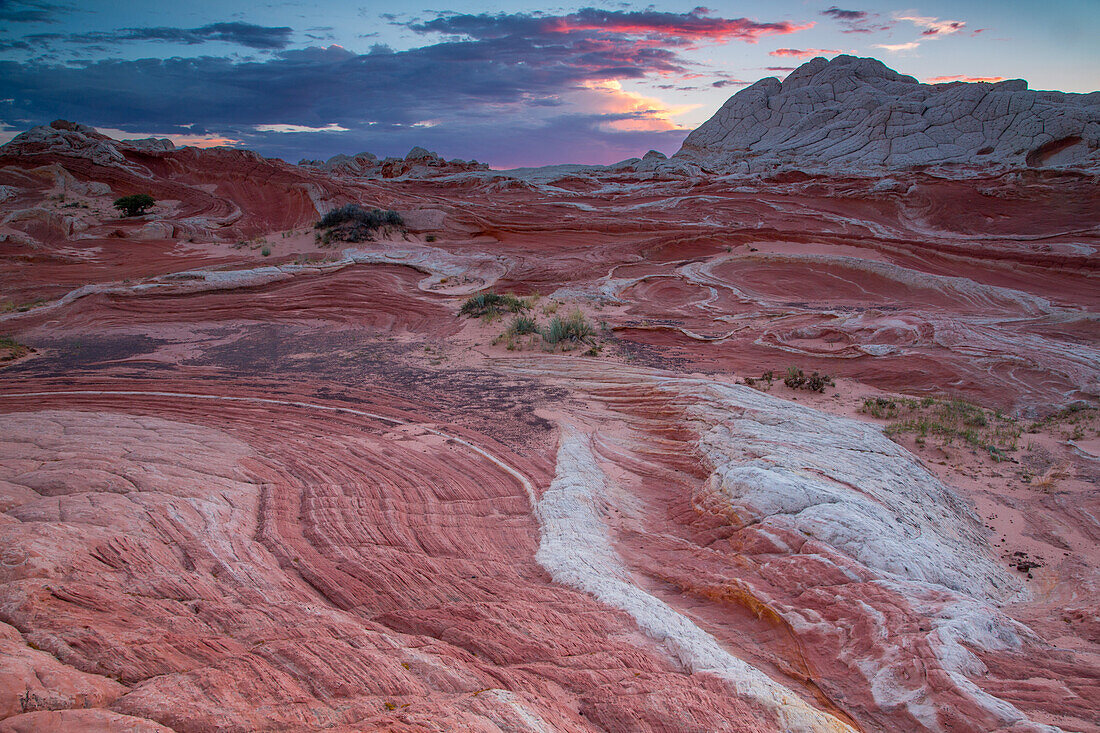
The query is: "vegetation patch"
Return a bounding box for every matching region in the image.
[745,366,833,393]
[1027,402,1098,442]
[782,366,834,392]
[113,193,155,217]
[460,292,530,318]
[0,335,33,363]
[508,315,540,335]
[542,310,595,348]
[1,298,47,314]
[861,396,1022,460]
[314,204,404,245]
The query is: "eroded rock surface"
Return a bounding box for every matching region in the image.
[0,112,1096,732]
[677,55,1100,172]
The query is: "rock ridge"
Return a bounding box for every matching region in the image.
[676,55,1100,173]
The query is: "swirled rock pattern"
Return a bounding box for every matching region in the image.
[0,115,1097,732]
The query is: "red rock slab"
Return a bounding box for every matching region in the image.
[0,396,780,732]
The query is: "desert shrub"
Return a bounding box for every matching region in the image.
[745,369,775,389]
[261,246,271,257]
[781,366,832,392]
[460,292,529,318]
[113,193,155,217]
[873,396,1021,458]
[0,335,31,362]
[542,311,595,346]
[314,204,404,244]
[783,366,807,390]
[1028,402,1099,442]
[508,315,539,335]
[861,397,901,419]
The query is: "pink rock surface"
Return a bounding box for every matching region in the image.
[0,111,1096,732]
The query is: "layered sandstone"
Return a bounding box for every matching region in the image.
[0,112,1096,733]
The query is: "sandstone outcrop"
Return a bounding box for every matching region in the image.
[677,55,1100,172]
[300,146,489,179]
[0,110,1096,732]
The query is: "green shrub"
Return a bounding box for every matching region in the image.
[261,246,271,257]
[783,366,807,390]
[113,193,155,217]
[0,335,31,362]
[782,366,832,392]
[542,311,595,346]
[873,396,1021,458]
[314,204,404,244]
[508,315,539,335]
[460,292,529,318]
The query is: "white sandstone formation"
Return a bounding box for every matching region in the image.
[676,55,1100,172]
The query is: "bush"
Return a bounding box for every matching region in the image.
[508,315,539,335]
[872,396,1022,458]
[314,204,404,244]
[261,246,271,257]
[542,311,595,346]
[113,193,155,217]
[460,292,529,318]
[0,335,31,362]
[783,366,833,392]
[783,366,807,390]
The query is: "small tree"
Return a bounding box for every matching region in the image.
[113,193,155,217]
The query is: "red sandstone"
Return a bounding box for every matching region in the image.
[0,122,1096,732]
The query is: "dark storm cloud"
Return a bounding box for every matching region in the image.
[0,7,815,164]
[0,32,696,131]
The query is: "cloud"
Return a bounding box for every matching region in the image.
[769,48,841,59]
[0,7,819,166]
[122,23,295,49]
[95,127,241,148]
[711,79,750,88]
[254,123,350,133]
[10,22,295,51]
[408,8,814,45]
[0,38,696,165]
[765,66,795,72]
[897,14,965,37]
[874,41,920,52]
[0,0,71,23]
[821,7,867,22]
[926,74,1005,83]
[819,6,892,34]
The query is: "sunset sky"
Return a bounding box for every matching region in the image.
[1,0,1097,167]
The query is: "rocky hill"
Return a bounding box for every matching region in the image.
[676,55,1100,172]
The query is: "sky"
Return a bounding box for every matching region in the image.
[0,1,1097,167]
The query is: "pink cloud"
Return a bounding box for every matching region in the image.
[415,9,816,46]
[897,14,965,37]
[874,41,920,52]
[769,47,842,58]
[926,74,1006,83]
